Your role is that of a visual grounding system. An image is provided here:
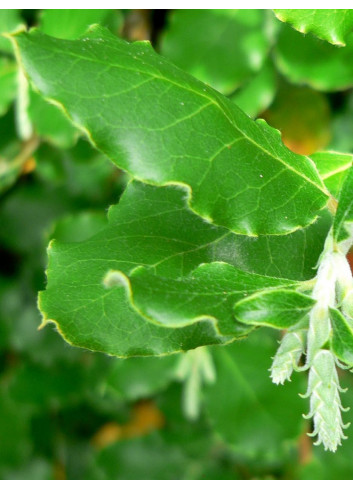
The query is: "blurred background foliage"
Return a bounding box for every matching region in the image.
[1,9,353,480]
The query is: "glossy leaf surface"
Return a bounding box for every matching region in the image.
[13,27,329,236]
[233,289,315,329]
[4,7,353,477]
[39,180,329,356]
[105,263,297,336]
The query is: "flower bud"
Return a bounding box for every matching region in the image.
[270,331,305,384]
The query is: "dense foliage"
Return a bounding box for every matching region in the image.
[2,8,353,479]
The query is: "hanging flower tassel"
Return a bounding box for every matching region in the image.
[270,230,353,451]
[270,330,306,384]
[302,349,350,452]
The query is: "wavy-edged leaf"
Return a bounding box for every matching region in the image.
[104,263,297,337]
[274,9,353,46]
[330,307,353,366]
[13,26,329,236]
[311,151,353,198]
[39,181,328,356]
[275,23,353,92]
[333,165,353,248]
[40,277,228,358]
[37,181,232,357]
[160,9,270,95]
[12,180,330,281]
[233,289,315,329]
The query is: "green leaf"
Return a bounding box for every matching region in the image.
[39,181,328,356]
[275,23,353,92]
[333,165,353,246]
[13,26,329,236]
[311,151,353,198]
[39,9,116,40]
[160,9,270,95]
[230,60,277,118]
[220,209,331,281]
[39,184,232,357]
[274,9,353,46]
[233,289,315,329]
[330,307,353,366]
[205,329,306,459]
[0,59,17,117]
[104,263,297,336]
